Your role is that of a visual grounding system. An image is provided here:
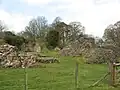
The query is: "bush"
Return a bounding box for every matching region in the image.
[3,31,27,50]
[0,39,5,45]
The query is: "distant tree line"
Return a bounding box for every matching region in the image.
[0,16,86,50]
[1,15,120,56]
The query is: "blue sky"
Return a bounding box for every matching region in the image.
[0,0,120,37]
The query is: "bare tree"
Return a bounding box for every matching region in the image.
[23,16,48,39]
[103,21,120,47]
[101,21,120,62]
[68,21,85,41]
[0,20,7,32]
[0,20,7,38]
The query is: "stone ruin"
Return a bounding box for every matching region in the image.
[0,44,37,68]
[85,42,120,64]
[59,35,95,57]
[59,38,120,64]
[0,44,59,68]
[37,56,59,63]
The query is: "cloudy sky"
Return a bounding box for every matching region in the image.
[0,0,120,37]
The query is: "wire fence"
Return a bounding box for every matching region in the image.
[0,67,76,90]
[0,67,28,90]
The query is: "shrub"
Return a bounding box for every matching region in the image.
[0,39,5,45]
[3,31,26,50]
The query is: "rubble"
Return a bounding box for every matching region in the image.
[0,44,36,68]
[0,44,59,68]
[59,38,94,56]
[37,56,60,63]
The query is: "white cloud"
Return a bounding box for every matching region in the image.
[1,0,120,37]
[22,0,52,5]
[0,9,32,32]
[51,0,120,37]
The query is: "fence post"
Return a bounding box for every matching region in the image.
[24,67,28,90]
[108,62,116,86]
[75,62,79,88]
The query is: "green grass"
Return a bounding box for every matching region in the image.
[0,51,120,90]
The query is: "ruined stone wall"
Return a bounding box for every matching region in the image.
[0,44,59,68]
[0,44,36,68]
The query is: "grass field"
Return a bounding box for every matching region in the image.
[0,51,120,90]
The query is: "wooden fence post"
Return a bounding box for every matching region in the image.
[108,62,116,86]
[24,67,28,90]
[75,62,79,88]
